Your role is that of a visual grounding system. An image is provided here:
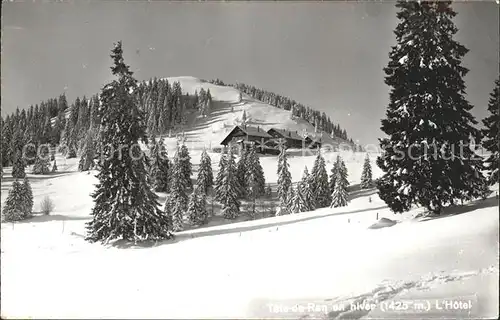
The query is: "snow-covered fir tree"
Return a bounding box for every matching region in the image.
[11,150,26,179]
[214,147,228,202]
[300,166,315,211]
[377,1,488,215]
[236,147,248,198]
[310,150,331,208]
[61,118,73,157]
[64,121,78,159]
[331,158,349,208]
[78,130,95,172]
[169,144,189,231]
[197,148,213,194]
[220,146,241,219]
[32,146,51,174]
[329,155,340,194]
[277,146,292,212]
[2,180,26,222]
[149,136,171,192]
[291,183,308,213]
[246,145,266,197]
[162,193,174,232]
[178,143,193,192]
[241,109,247,124]
[21,177,34,217]
[482,77,499,185]
[276,183,294,216]
[245,145,266,215]
[86,41,173,243]
[186,186,208,226]
[67,140,77,159]
[360,153,373,189]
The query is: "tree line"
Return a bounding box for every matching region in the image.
[0,77,214,176]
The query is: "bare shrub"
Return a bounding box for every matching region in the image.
[40,196,55,215]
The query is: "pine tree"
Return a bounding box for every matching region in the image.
[170,144,189,231]
[1,117,12,168]
[291,183,308,213]
[220,146,241,219]
[331,159,349,208]
[310,150,331,208]
[277,146,292,213]
[147,104,158,135]
[214,148,228,202]
[2,180,26,222]
[11,150,26,179]
[52,159,58,172]
[162,193,174,232]
[86,41,173,243]
[377,1,488,215]
[186,187,209,226]
[329,156,341,194]
[32,146,51,174]
[241,110,247,124]
[197,148,213,194]
[245,146,266,216]
[246,146,265,197]
[360,153,373,189]
[64,120,78,159]
[21,177,34,217]
[178,143,193,192]
[482,78,499,185]
[78,130,95,172]
[277,184,294,216]
[149,136,171,192]
[300,166,315,211]
[236,147,248,198]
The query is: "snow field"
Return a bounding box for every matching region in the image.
[1,151,498,319]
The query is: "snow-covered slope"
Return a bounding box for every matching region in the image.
[163,76,344,150]
[1,152,498,319]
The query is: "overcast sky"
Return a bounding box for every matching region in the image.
[1,1,498,145]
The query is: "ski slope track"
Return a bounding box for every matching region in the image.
[1,146,498,319]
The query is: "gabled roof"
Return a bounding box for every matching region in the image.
[267,128,303,141]
[239,125,272,138]
[221,125,272,145]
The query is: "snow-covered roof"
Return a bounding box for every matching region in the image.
[267,128,303,141]
[238,125,272,138]
[220,125,272,145]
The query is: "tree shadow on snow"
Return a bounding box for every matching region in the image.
[1,171,75,183]
[15,213,91,224]
[110,204,389,249]
[417,196,499,223]
[349,187,378,202]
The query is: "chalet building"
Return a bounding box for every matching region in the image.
[220,125,277,154]
[304,134,322,149]
[220,125,323,154]
[266,128,304,149]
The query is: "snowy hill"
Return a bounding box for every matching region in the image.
[162,76,345,150]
